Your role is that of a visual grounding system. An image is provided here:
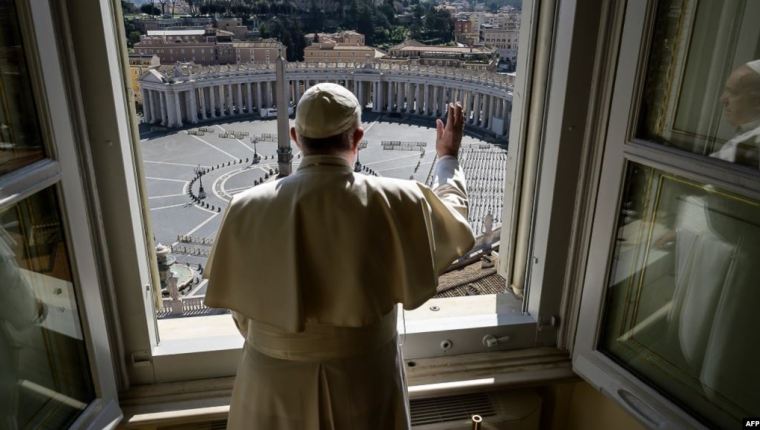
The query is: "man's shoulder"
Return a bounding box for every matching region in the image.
[359,174,429,198]
[228,179,280,207]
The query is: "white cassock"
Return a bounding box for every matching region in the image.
[710,121,760,168]
[204,154,475,429]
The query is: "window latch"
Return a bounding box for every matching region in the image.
[482,334,510,347]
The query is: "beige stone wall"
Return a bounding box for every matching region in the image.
[542,381,645,430]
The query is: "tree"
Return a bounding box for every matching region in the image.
[422,8,453,43]
[128,30,142,46]
[140,3,161,15]
[305,0,325,33]
[263,16,307,61]
[356,6,374,44]
[122,1,138,14]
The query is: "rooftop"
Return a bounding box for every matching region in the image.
[147,29,206,37]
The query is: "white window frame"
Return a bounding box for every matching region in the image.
[0,0,121,427]
[65,0,605,396]
[573,0,760,428]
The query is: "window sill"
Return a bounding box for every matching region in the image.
[153,294,529,356]
[119,347,573,428]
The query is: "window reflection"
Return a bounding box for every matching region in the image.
[0,188,94,429]
[0,0,45,175]
[638,0,760,169]
[601,163,760,428]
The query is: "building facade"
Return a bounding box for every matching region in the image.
[139,63,512,136]
[216,17,249,40]
[134,29,236,65]
[481,27,520,64]
[128,53,160,104]
[304,31,381,64]
[233,41,283,64]
[386,40,496,71]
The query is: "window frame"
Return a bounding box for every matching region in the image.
[0,0,122,427]
[573,0,760,428]
[70,0,603,390]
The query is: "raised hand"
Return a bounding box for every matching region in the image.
[435,102,465,158]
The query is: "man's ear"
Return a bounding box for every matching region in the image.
[352,127,365,150]
[290,127,302,150]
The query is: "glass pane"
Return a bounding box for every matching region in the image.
[0,0,45,175]
[1,188,95,429]
[600,162,760,428]
[638,0,760,169]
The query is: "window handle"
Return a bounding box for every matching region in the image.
[482,334,510,347]
[607,387,666,429]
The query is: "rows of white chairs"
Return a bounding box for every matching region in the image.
[458,145,508,234]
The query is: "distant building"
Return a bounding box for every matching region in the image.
[216,17,249,40]
[133,16,214,33]
[481,26,519,64]
[385,40,496,71]
[304,31,384,64]
[128,53,160,104]
[454,18,479,45]
[134,28,236,65]
[234,40,284,63]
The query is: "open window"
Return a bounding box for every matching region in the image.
[55,0,609,412]
[574,0,760,428]
[88,0,574,385]
[0,0,120,427]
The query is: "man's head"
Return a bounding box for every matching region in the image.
[290,83,364,160]
[721,59,760,127]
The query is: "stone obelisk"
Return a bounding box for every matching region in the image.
[275,47,292,177]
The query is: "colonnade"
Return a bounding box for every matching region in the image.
[140,64,512,136]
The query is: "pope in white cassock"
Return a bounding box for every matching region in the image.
[203,83,475,429]
[711,59,760,167]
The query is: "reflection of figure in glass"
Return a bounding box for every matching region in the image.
[204,84,474,429]
[0,226,45,429]
[711,59,760,167]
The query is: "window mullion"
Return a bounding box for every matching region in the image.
[624,140,760,199]
[0,159,61,210]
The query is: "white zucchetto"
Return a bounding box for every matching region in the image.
[295,83,361,139]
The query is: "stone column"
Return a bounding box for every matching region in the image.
[174,92,183,127]
[153,90,161,123]
[256,82,263,110]
[189,89,198,124]
[227,84,233,114]
[159,91,167,126]
[141,89,150,123]
[145,90,153,123]
[209,86,216,118]
[167,91,176,127]
[199,87,207,120]
[415,83,421,113]
[488,95,496,129]
[236,83,243,115]
[214,85,221,116]
[386,81,393,111]
[247,82,253,113]
[216,85,225,117]
[473,92,480,125]
[356,80,362,108]
[372,81,380,112]
[440,87,447,116]
[423,84,429,116]
[221,85,228,116]
[396,82,403,112]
